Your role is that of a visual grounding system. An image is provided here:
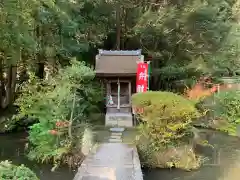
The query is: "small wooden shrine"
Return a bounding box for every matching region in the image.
[95,49,143,127]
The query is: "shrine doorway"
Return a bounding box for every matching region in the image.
[107,79,131,114]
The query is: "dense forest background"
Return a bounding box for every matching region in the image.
[1,0,240,110]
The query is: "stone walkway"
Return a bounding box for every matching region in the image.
[73,128,143,180]
[108,127,124,143]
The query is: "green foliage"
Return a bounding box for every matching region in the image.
[132,91,200,149]
[2,0,240,106]
[214,90,240,123]
[15,59,102,167]
[0,0,112,68]
[1,0,240,92]
[0,0,37,54]
[0,160,38,180]
[132,91,202,169]
[132,0,240,89]
[200,90,240,135]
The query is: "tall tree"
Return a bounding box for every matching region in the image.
[0,0,113,109]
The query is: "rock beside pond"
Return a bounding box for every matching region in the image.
[137,140,201,171]
[193,116,237,136]
[81,127,94,156]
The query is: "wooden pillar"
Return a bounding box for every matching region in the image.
[128,81,131,105]
[106,81,110,105]
[117,78,120,110]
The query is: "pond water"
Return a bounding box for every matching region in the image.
[143,129,240,180]
[0,132,75,180]
[1,129,240,180]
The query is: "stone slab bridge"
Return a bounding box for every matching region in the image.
[73,128,143,180]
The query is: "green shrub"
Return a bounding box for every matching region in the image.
[214,90,240,124]
[199,90,240,135]
[15,59,103,168]
[132,91,200,148]
[132,91,202,170]
[0,161,38,180]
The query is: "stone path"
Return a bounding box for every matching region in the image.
[73,128,143,180]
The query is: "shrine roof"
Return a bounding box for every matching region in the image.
[95,49,142,76]
[98,49,141,56]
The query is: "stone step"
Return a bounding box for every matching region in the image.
[111,132,123,136]
[108,138,123,143]
[110,135,122,139]
[110,127,125,132]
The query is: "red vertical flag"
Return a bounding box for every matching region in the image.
[136,62,148,93]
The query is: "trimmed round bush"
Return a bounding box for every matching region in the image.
[132,91,201,170]
[132,91,200,146]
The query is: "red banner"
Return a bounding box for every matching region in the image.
[136,62,148,93]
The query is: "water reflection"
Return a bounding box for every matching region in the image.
[1,129,240,180]
[0,132,75,180]
[143,129,240,180]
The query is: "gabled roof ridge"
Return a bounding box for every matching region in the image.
[98,49,141,56]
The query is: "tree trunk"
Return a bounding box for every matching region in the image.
[0,57,4,109]
[2,65,17,108]
[37,62,44,79]
[6,66,13,107]
[36,18,45,79]
[68,91,77,140]
[10,65,17,104]
[116,3,121,50]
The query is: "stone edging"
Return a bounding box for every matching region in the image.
[132,146,143,180]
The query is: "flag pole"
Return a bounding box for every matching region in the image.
[147,61,150,91]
